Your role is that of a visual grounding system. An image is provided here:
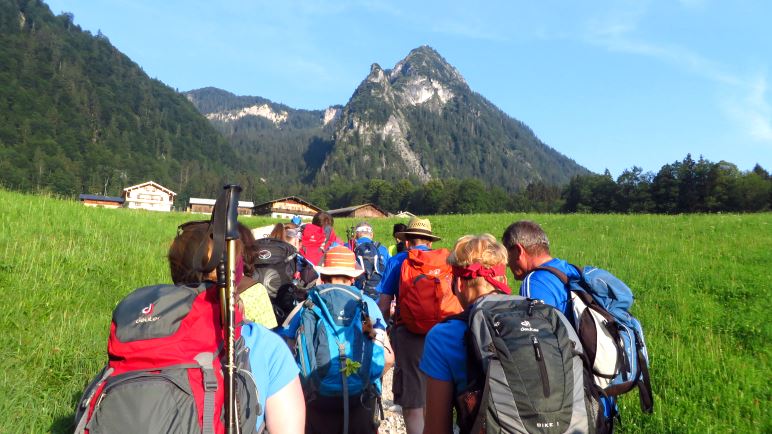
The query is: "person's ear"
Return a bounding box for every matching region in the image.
[513,243,525,259]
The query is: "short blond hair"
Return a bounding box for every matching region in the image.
[447,234,508,291]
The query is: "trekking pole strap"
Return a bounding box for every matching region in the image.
[339,343,349,434]
[636,335,654,413]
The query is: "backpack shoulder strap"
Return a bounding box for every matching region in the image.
[321,226,332,251]
[534,265,570,285]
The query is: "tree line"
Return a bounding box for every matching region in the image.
[267,154,769,214]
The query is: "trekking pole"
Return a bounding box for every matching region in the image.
[216,184,242,434]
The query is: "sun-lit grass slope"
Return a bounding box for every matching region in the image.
[0,189,769,433]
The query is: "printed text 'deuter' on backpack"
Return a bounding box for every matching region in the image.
[74,283,261,434]
[398,248,463,334]
[455,294,608,434]
[536,265,654,416]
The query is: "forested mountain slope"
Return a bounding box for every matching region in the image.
[0,0,252,200]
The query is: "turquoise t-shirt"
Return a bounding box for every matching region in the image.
[419,318,469,393]
[240,322,300,429]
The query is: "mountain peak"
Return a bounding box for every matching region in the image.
[367,63,388,84]
[390,45,466,87]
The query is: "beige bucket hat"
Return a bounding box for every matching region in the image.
[394,217,441,242]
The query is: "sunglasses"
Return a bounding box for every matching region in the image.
[176,220,211,236]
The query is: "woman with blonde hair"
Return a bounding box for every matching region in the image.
[419,234,510,434]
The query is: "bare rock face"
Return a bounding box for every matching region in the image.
[382,114,431,182]
[205,104,288,125]
[323,106,341,126]
[324,47,465,182]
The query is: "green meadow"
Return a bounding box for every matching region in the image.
[0,188,769,433]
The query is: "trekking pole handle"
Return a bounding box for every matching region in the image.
[223,184,242,241]
[221,184,241,434]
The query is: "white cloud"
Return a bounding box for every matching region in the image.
[724,76,772,143]
[583,6,771,145]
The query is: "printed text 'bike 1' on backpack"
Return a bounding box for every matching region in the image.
[455,294,609,434]
[398,248,463,334]
[353,240,386,300]
[536,265,654,418]
[74,283,261,434]
[294,284,386,432]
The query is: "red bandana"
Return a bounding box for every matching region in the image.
[452,263,511,294]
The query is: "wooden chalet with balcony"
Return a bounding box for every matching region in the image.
[122,181,176,212]
[187,198,255,215]
[253,196,321,219]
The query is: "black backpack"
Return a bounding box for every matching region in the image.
[454,294,610,434]
[353,241,385,299]
[251,238,315,326]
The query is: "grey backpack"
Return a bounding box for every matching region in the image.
[455,294,609,434]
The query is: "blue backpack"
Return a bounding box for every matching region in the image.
[537,265,654,420]
[353,241,385,300]
[294,283,385,400]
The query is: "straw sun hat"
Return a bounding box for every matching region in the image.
[394,217,441,242]
[315,245,365,278]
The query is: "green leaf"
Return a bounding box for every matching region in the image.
[340,358,361,377]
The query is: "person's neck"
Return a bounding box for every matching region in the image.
[530,255,554,271]
[465,288,499,308]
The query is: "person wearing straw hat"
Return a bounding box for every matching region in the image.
[280,245,394,434]
[375,216,453,434]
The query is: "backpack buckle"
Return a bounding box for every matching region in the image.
[195,353,219,391]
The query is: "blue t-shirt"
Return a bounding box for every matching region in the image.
[520,257,579,317]
[375,245,431,297]
[240,322,300,429]
[419,318,469,393]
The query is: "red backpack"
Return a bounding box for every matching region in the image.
[398,249,463,334]
[300,224,335,265]
[74,283,261,434]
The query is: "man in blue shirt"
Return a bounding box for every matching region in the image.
[376,217,440,434]
[352,221,390,300]
[501,220,579,317]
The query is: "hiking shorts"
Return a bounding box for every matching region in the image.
[306,393,379,434]
[392,325,427,409]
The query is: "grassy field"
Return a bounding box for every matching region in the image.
[0,188,769,433]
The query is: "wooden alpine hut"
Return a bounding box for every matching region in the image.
[327,203,390,219]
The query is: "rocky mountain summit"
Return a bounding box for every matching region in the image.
[186,46,589,190]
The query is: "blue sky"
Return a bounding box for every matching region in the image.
[45,0,771,176]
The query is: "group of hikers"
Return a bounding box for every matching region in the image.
[74,210,652,434]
